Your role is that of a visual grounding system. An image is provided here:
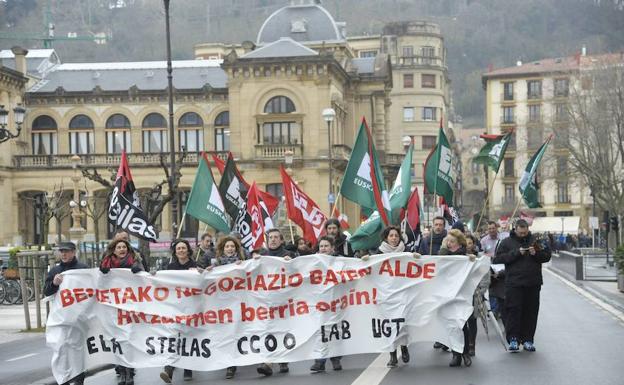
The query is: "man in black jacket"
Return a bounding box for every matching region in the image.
[323,218,354,258]
[44,242,88,296]
[493,219,551,352]
[418,216,447,255]
[44,242,88,385]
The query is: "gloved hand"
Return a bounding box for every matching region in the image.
[131,265,142,274]
[100,266,110,274]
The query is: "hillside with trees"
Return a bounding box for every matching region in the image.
[1,0,623,124]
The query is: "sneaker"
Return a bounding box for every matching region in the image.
[226,366,236,379]
[508,338,519,352]
[183,369,193,381]
[310,360,326,372]
[523,341,536,352]
[257,363,273,376]
[330,357,342,371]
[279,363,289,373]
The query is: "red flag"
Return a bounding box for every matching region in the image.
[403,187,422,229]
[246,182,265,250]
[400,187,422,251]
[211,152,227,174]
[330,205,350,229]
[280,166,327,245]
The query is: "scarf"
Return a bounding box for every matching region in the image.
[378,241,406,254]
[101,253,135,269]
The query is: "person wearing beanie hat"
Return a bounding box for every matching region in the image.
[452,221,465,233]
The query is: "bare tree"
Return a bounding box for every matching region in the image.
[80,152,187,263]
[22,182,72,246]
[554,55,624,243]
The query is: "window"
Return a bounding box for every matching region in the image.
[421,74,436,88]
[503,82,514,101]
[554,103,568,122]
[262,122,300,144]
[504,158,514,177]
[421,46,435,57]
[105,114,131,153]
[554,130,569,148]
[402,46,414,64]
[264,96,295,114]
[403,107,415,122]
[527,128,543,149]
[502,106,514,123]
[557,182,570,203]
[554,210,573,217]
[178,190,199,238]
[528,104,541,122]
[504,183,515,204]
[506,130,517,150]
[422,135,436,150]
[554,78,569,97]
[142,113,167,153]
[178,112,204,152]
[422,107,436,121]
[557,156,568,174]
[527,80,542,99]
[69,115,94,154]
[214,111,230,151]
[31,115,58,155]
[403,73,414,88]
[359,50,377,58]
[266,183,283,199]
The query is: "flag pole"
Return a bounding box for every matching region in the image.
[430,192,437,254]
[176,212,186,239]
[288,219,295,244]
[475,168,500,233]
[509,195,524,227]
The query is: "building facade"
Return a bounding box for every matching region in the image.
[1,1,452,246]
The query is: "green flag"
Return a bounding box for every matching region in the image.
[185,153,231,233]
[473,132,512,172]
[349,143,413,251]
[424,126,455,205]
[519,136,551,209]
[339,117,391,224]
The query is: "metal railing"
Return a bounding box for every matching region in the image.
[254,144,302,159]
[398,56,444,66]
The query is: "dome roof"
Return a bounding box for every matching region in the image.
[256,4,345,45]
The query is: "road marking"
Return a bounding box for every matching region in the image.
[6,353,38,362]
[350,353,392,385]
[545,268,624,324]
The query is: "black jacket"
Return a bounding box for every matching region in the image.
[44,257,88,296]
[493,230,551,287]
[196,247,215,269]
[417,230,447,255]
[167,258,197,270]
[261,245,296,258]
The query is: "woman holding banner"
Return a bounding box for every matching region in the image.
[160,239,198,383]
[207,236,246,379]
[438,229,476,368]
[99,239,144,385]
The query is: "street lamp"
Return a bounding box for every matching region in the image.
[0,104,26,144]
[284,149,294,174]
[402,135,412,153]
[69,154,86,242]
[322,108,336,214]
[164,0,178,237]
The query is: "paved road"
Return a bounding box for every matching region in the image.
[2,269,623,385]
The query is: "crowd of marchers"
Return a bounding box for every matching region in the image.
[44,216,551,385]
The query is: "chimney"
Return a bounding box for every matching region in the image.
[581,44,587,56]
[11,46,28,75]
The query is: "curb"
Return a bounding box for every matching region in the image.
[546,265,624,314]
[36,364,115,385]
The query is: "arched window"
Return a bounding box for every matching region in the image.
[214,111,230,151]
[105,114,131,153]
[142,113,167,153]
[264,96,295,114]
[178,112,204,152]
[69,115,94,154]
[261,96,299,145]
[31,115,58,155]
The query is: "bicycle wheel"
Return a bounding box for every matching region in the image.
[0,281,6,304]
[5,280,21,305]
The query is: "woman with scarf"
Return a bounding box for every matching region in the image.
[373,226,412,368]
[160,239,198,383]
[99,239,144,385]
[438,229,477,368]
[207,236,246,379]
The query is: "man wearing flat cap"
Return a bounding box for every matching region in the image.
[43,242,88,297]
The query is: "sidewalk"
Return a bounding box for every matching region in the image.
[0,302,47,344]
[546,263,624,313]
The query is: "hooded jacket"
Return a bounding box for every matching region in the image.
[493,230,551,287]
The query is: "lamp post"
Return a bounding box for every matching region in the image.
[322,108,336,214]
[401,135,412,154]
[69,155,86,243]
[164,0,178,237]
[0,104,26,143]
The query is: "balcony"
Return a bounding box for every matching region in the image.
[556,195,572,204]
[502,197,517,205]
[398,56,444,67]
[254,144,302,160]
[500,115,516,125]
[12,151,229,169]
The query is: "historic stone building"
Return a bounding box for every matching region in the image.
[0,1,452,245]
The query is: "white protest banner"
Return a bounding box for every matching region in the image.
[46,254,489,384]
